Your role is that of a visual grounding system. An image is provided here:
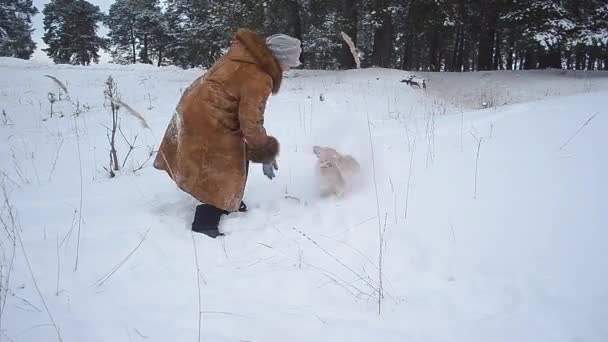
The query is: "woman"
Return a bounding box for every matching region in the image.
[153,29,302,238]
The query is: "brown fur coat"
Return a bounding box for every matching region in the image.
[153,30,282,212]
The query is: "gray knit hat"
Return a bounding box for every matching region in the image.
[266,34,302,67]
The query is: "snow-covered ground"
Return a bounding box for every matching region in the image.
[1,57,607,342]
[416,68,608,109]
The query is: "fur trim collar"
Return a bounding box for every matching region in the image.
[234,29,283,94]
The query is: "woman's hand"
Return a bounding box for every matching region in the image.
[262,159,278,180]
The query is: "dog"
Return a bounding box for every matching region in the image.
[313,145,361,197]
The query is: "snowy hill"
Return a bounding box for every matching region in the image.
[1,57,607,342]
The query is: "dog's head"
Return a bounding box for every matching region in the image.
[313,145,339,161]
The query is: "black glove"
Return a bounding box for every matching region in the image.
[262,159,278,180]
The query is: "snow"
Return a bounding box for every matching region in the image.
[1,58,608,342]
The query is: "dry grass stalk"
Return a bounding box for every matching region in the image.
[4,183,64,341]
[257,241,370,298]
[95,227,151,287]
[473,137,483,200]
[291,227,382,296]
[73,116,84,271]
[105,97,150,129]
[44,75,69,95]
[559,112,599,150]
[103,94,176,180]
[191,233,203,342]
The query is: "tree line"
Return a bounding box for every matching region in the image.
[2,0,607,71]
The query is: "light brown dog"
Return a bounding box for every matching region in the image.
[313,146,361,197]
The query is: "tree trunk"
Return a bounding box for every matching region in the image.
[587,47,596,70]
[130,26,136,64]
[400,2,416,70]
[401,33,413,70]
[506,41,514,70]
[518,51,524,70]
[457,26,466,71]
[477,7,497,71]
[371,0,393,68]
[141,34,150,64]
[451,25,462,72]
[463,29,472,71]
[538,47,559,69]
[493,31,502,70]
[429,31,440,71]
[524,49,536,69]
[291,0,303,42]
[575,46,584,70]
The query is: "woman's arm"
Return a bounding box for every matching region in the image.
[238,74,280,164]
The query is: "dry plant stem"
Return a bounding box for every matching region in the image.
[29,152,41,186]
[0,170,19,189]
[474,137,482,200]
[110,120,119,172]
[378,212,388,315]
[333,216,377,236]
[14,220,63,341]
[48,138,64,182]
[559,112,599,150]
[321,235,379,272]
[56,234,60,295]
[364,106,385,311]
[460,111,464,152]
[106,96,176,180]
[74,116,84,271]
[59,210,77,248]
[256,242,370,298]
[106,97,150,129]
[95,227,151,287]
[11,151,29,185]
[133,150,154,172]
[0,245,16,328]
[191,233,203,342]
[104,77,121,173]
[291,228,381,294]
[11,292,41,312]
[43,75,69,95]
[450,223,456,243]
[118,126,139,168]
[0,186,17,334]
[404,140,415,220]
[403,105,415,152]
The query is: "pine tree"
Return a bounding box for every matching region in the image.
[105,0,166,64]
[164,0,241,68]
[42,0,104,65]
[132,0,607,71]
[564,0,608,69]
[0,0,38,59]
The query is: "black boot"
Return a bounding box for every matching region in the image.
[192,204,227,238]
